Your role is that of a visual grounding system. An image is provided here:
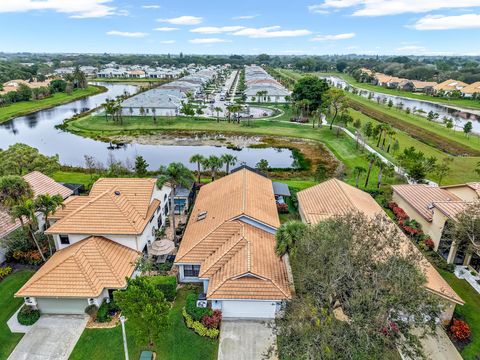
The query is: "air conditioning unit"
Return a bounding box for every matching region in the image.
[196,300,208,308]
[88,298,95,305]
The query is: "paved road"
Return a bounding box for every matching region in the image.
[218,320,277,360]
[8,315,88,360]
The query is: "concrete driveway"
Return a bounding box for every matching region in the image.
[8,315,88,360]
[218,320,278,360]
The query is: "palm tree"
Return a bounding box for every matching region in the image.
[375,158,385,189]
[364,153,378,188]
[156,163,194,245]
[221,154,237,174]
[0,175,33,210]
[203,155,224,181]
[189,154,205,184]
[35,194,64,256]
[353,166,366,188]
[214,106,222,122]
[275,221,307,256]
[11,199,46,262]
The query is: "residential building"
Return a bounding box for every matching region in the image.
[127,70,146,78]
[15,177,171,314]
[392,183,479,269]
[433,79,468,94]
[0,79,52,95]
[175,168,292,319]
[297,178,464,324]
[461,81,480,98]
[244,65,291,103]
[0,172,73,263]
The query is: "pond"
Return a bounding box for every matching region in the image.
[323,76,480,134]
[0,83,295,170]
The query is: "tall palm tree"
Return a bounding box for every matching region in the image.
[221,154,237,174]
[0,175,33,210]
[364,153,378,188]
[35,194,64,256]
[375,158,385,189]
[189,154,205,184]
[203,155,224,181]
[156,163,194,245]
[353,166,366,188]
[213,106,222,122]
[11,199,46,262]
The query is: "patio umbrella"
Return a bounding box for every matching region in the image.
[150,239,175,256]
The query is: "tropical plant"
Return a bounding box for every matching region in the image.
[202,155,224,181]
[255,159,269,172]
[189,154,205,183]
[134,155,149,177]
[156,163,194,244]
[364,153,378,188]
[221,154,237,174]
[275,221,307,256]
[353,166,366,188]
[34,193,64,255]
[213,106,222,122]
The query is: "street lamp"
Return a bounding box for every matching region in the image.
[120,316,129,360]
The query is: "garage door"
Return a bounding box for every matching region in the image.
[221,300,277,319]
[37,298,88,315]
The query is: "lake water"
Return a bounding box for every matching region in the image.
[0,83,294,170]
[323,76,480,134]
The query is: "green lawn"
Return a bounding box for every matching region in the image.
[437,269,480,360]
[66,114,404,191]
[51,171,95,188]
[0,270,35,360]
[346,109,480,184]
[315,71,480,111]
[0,86,105,124]
[70,286,218,360]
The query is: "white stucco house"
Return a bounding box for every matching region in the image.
[16,178,172,314]
[175,168,293,319]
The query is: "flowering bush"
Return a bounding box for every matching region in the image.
[424,237,435,250]
[277,203,289,214]
[380,321,400,337]
[183,308,220,338]
[0,266,12,281]
[450,319,471,341]
[12,250,44,265]
[201,310,222,329]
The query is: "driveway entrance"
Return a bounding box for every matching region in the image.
[8,315,88,360]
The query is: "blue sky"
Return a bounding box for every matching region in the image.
[1,0,480,55]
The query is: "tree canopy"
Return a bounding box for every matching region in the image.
[0,143,60,176]
[291,76,330,112]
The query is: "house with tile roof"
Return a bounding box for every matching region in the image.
[0,171,73,263]
[298,179,464,324]
[392,183,479,271]
[433,79,468,94]
[175,168,292,319]
[461,81,480,98]
[14,177,171,314]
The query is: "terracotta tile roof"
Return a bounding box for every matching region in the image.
[392,184,461,221]
[1,172,72,239]
[46,178,160,235]
[297,179,381,224]
[461,82,480,95]
[297,180,464,305]
[23,171,73,200]
[16,236,140,298]
[175,169,290,300]
[410,80,438,89]
[433,201,470,220]
[442,182,480,199]
[433,79,468,92]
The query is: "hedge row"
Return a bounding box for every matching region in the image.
[182,308,219,338]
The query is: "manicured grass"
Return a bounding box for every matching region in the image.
[66,114,403,191]
[346,109,480,184]
[70,286,218,360]
[316,71,480,111]
[0,270,35,360]
[276,179,317,191]
[436,269,480,360]
[51,171,95,188]
[0,86,105,124]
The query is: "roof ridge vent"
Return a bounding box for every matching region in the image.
[197,211,207,221]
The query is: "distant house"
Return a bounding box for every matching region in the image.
[127,70,146,78]
[97,68,126,78]
[297,179,464,324]
[120,89,183,116]
[0,172,73,264]
[392,183,479,269]
[175,169,292,319]
[399,80,437,93]
[461,81,480,98]
[15,177,172,314]
[0,79,52,95]
[433,79,468,94]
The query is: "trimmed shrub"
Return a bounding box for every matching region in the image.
[201,310,222,329]
[185,293,212,321]
[0,266,12,281]
[96,300,112,323]
[149,275,177,301]
[17,305,40,325]
[450,319,471,341]
[183,308,219,338]
[85,304,99,319]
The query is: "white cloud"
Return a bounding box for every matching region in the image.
[411,14,480,30]
[0,0,124,18]
[310,0,480,17]
[190,26,245,34]
[142,5,160,9]
[395,45,427,53]
[232,14,259,20]
[311,32,356,41]
[232,26,311,38]
[107,30,148,38]
[160,40,176,44]
[157,15,202,25]
[153,27,179,31]
[189,38,231,44]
